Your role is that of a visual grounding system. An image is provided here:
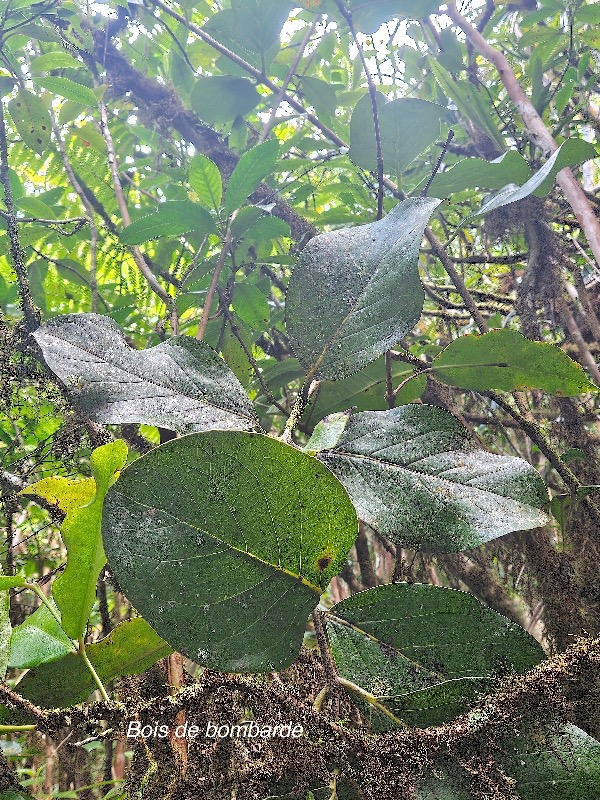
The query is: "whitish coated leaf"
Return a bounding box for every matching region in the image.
[325,583,544,728]
[476,139,598,215]
[0,574,10,680]
[8,600,74,669]
[32,313,259,433]
[15,618,172,708]
[23,441,128,639]
[416,724,600,798]
[432,329,598,395]
[102,431,358,672]
[286,199,440,381]
[317,405,549,551]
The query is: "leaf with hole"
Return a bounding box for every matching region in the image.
[14,618,172,708]
[22,441,127,639]
[286,199,439,381]
[431,329,598,395]
[325,583,543,729]
[317,405,549,551]
[102,431,358,672]
[349,93,446,178]
[32,313,259,433]
[7,90,51,155]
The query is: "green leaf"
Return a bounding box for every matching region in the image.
[0,577,27,590]
[230,0,292,55]
[119,200,216,244]
[33,77,96,107]
[476,139,599,215]
[428,150,531,198]
[348,0,442,33]
[415,724,600,799]
[224,139,280,214]
[305,412,351,453]
[14,618,172,708]
[305,357,427,426]
[190,76,261,126]
[301,76,337,119]
[349,93,446,178]
[499,724,600,799]
[232,282,270,329]
[317,405,549,551]
[23,441,127,639]
[189,153,222,211]
[102,431,358,672]
[8,599,74,669]
[429,60,505,151]
[431,329,598,395]
[30,51,80,72]
[7,90,51,155]
[286,199,440,381]
[33,313,259,432]
[325,583,544,728]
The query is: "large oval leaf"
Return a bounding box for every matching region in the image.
[119,200,216,245]
[316,405,549,551]
[432,329,598,395]
[32,313,259,433]
[102,432,358,672]
[286,199,440,381]
[325,583,544,729]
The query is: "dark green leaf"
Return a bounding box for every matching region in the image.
[119,201,216,244]
[15,618,172,708]
[8,600,74,669]
[7,90,51,155]
[286,199,439,381]
[232,282,270,329]
[325,583,544,728]
[32,313,259,433]
[305,357,426,426]
[431,329,598,395]
[349,93,445,178]
[224,140,280,214]
[317,405,549,551]
[102,431,358,672]
[190,76,261,126]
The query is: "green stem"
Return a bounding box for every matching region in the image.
[78,636,110,704]
[0,724,36,733]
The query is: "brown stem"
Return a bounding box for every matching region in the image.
[196,212,237,341]
[354,524,377,588]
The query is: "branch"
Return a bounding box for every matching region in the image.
[447,2,600,269]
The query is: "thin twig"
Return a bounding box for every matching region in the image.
[196,211,238,341]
